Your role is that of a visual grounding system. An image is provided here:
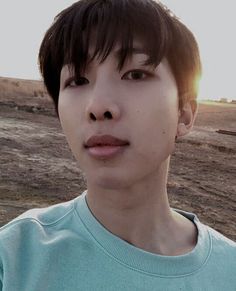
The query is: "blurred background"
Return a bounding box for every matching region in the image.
[0,0,236,101]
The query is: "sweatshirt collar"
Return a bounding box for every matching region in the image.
[75,190,211,277]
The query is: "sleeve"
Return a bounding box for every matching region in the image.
[0,267,2,291]
[0,232,4,291]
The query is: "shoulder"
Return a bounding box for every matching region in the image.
[0,198,78,281]
[176,208,236,253]
[202,223,236,272]
[0,198,76,242]
[206,225,236,253]
[175,208,236,263]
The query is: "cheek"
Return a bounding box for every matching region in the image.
[136,96,178,134]
[132,98,178,159]
[58,94,81,151]
[58,92,70,124]
[58,96,71,137]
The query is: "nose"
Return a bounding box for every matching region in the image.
[85,83,121,122]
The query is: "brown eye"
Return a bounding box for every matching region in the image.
[122,70,151,80]
[65,77,89,87]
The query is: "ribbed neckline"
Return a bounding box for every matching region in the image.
[74,191,211,277]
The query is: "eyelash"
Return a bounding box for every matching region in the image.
[123,69,153,81]
[64,69,153,88]
[64,77,89,88]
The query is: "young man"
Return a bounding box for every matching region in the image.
[0,0,235,290]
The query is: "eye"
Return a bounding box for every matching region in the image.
[65,76,89,88]
[122,69,152,81]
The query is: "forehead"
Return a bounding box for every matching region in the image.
[88,44,149,62]
[61,40,152,75]
[62,54,146,72]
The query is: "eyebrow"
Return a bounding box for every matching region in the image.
[62,47,150,75]
[87,47,148,60]
[114,47,148,58]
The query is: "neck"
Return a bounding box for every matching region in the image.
[85,159,197,256]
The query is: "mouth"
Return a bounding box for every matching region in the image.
[84,135,130,159]
[84,134,129,148]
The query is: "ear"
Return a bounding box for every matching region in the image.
[176,100,198,137]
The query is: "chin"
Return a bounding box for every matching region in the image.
[86,170,136,190]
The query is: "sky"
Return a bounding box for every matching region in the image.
[0,1,235,101]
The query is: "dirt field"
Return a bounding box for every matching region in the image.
[0,78,235,241]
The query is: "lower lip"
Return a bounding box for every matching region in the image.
[86,145,128,159]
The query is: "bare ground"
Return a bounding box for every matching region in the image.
[0,92,235,241]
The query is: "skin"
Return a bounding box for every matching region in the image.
[58,43,198,256]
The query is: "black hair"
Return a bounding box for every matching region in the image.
[38,0,201,117]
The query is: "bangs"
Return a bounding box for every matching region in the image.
[50,0,172,78]
[39,0,201,117]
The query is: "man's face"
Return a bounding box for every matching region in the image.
[58,44,179,189]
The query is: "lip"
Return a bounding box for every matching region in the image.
[84,135,129,159]
[84,135,129,148]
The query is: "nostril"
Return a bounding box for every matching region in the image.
[89,113,96,121]
[89,111,113,121]
[104,111,112,119]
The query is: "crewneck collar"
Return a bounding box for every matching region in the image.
[74,190,211,277]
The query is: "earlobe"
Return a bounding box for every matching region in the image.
[176,100,198,138]
[177,122,188,137]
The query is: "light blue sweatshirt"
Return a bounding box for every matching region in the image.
[0,190,235,290]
